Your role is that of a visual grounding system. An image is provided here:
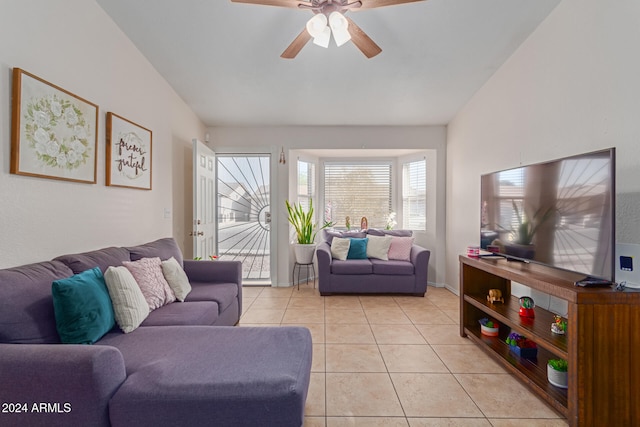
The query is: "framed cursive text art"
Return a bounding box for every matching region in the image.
[106,112,152,190]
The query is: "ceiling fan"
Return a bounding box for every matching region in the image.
[230,0,425,59]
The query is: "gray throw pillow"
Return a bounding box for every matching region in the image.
[104,266,150,333]
[161,257,192,302]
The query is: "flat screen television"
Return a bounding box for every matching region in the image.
[480,148,616,281]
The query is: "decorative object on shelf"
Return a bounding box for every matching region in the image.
[286,199,333,264]
[193,255,218,261]
[505,332,538,359]
[519,296,536,318]
[106,112,152,190]
[279,147,286,164]
[478,317,499,337]
[345,216,351,231]
[547,359,568,389]
[487,244,500,253]
[466,246,480,257]
[551,315,567,335]
[385,211,397,230]
[487,288,504,304]
[360,216,368,230]
[11,68,99,184]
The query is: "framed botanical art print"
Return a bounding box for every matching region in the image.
[106,112,152,190]
[11,68,99,183]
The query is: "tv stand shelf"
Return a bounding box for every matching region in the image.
[464,293,568,357]
[459,255,640,427]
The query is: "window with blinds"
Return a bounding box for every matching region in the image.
[297,160,315,211]
[402,159,426,230]
[324,162,392,228]
[497,168,525,234]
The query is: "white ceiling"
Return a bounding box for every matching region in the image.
[96,0,560,127]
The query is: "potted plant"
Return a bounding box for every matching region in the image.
[286,199,332,264]
[547,358,568,388]
[478,317,499,337]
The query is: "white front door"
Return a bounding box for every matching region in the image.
[192,139,216,259]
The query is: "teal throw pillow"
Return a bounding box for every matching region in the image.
[52,267,115,344]
[347,238,369,260]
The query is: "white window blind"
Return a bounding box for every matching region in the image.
[297,160,315,211]
[497,168,525,234]
[402,159,426,230]
[324,162,392,228]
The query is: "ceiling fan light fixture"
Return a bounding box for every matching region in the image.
[306,14,331,48]
[329,11,351,47]
[313,25,331,48]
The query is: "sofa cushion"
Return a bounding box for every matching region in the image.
[54,246,131,274]
[366,228,413,237]
[186,282,238,313]
[331,259,373,275]
[330,237,351,260]
[324,229,366,245]
[104,266,150,333]
[140,301,219,326]
[347,238,368,260]
[161,257,192,301]
[370,259,415,276]
[101,326,312,427]
[388,237,415,261]
[52,267,116,344]
[0,261,73,344]
[366,235,393,260]
[123,257,176,310]
[127,237,184,266]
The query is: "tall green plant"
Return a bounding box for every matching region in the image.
[286,199,332,244]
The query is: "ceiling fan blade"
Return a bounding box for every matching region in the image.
[346,17,382,58]
[356,0,425,10]
[281,28,312,59]
[231,0,312,8]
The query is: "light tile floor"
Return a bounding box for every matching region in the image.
[240,284,568,427]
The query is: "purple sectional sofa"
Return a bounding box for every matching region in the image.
[317,229,430,296]
[0,238,312,427]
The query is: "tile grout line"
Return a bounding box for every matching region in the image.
[248,285,565,426]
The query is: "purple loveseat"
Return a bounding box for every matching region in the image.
[0,238,312,427]
[317,229,430,296]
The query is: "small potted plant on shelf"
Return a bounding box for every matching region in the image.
[505,332,538,358]
[547,358,568,389]
[478,317,499,337]
[551,315,567,335]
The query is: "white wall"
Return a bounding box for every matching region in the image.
[0,0,205,268]
[446,0,640,291]
[210,126,447,287]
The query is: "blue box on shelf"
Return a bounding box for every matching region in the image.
[509,344,538,359]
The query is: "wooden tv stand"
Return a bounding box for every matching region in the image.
[459,255,639,427]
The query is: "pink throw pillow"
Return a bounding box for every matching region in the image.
[123,257,176,310]
[387,237,415,261]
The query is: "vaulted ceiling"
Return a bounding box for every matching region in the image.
[97,0,560,127]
